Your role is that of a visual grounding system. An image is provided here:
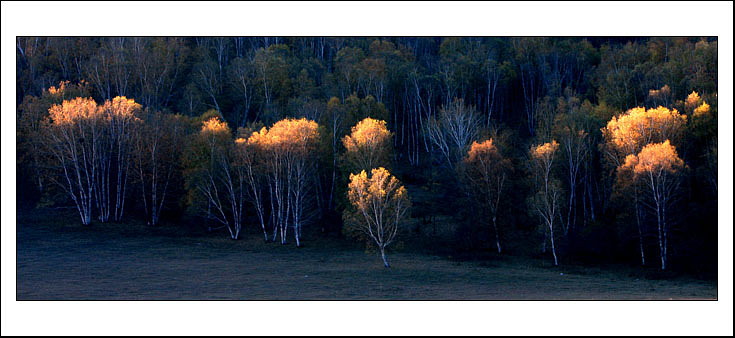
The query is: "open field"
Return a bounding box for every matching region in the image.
[16,210,716,300]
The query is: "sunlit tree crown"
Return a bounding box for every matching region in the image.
[244,118,319,153]
[466,139,500,163]
[342,117,391,153]
[685,91,702,111]
[622,140,685,177]
[348,167,407,209]
[531,140,559,161]
[602,106,687,154]
[693,102,711,118]
[48,97,100,125]
[200,117,230,135]
[101,96,142,119]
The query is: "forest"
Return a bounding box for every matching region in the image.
[15,36,718,275]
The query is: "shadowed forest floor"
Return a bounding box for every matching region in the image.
[16,210,716,300]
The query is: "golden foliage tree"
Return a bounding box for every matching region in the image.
[42,94,143,225]
[602,105,687,266]
[684,91,702,113]
[247,118,320,245]
[44,97,102,225]
[17,82,87,195]
[619,140,685,270]
[346,167,410,267]
[233,123,269,241]
[529,140,562,266]
[693,102,710,117]
[462,139,511,253]
[342,117,393,172]
[602,106,687,163]
[97,96,142,222]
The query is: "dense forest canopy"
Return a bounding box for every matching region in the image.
[16,36,717,273]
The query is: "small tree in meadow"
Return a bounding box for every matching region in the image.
[346,167,410,268]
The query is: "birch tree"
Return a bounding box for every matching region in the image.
[346,167,410,267]
[185,117,246,239]
[462,139,511,253]
[552,96,592,237]
[18,81,92,195]
[97,96,141,222]
[247,118,320,246]
[44,97,102,225]
[601,106,687,265]
[619,140,685,270]
[529,141,562,266]
[132,111,189,225]
[235,128,269,241]
[425,98,481,169]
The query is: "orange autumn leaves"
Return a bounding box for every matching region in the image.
[201,116,230,135]
[342,118,407,267]
[48,97,99,125]
[685,91,712,119]
[346,167,408,267]
[621,140,685,178]
[466,139,500,163]
[348,167,408,211]
[342,118,391,154]
[343,118,404,219]
[602,106,687,156]
[531,140,559,162]
[246,118,319,154]
[465,138,512,189]
[342,117,392,172]
[190,116,321,242]
[48,96,142,126]
[343,118,402,212]
[102,96,141,120]
[602,105,687,180]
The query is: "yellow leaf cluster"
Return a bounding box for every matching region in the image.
[49,96,143,126]
[602,106,687,154]
[531,140,559,161]
[348,167,407,210]
[47,81,70,96]
[685,91,702,111]
[622,140,685,177]
[342,118,391,153]
[693,102,711,118]
[101,96,141,119]
[201,117,230,135]
[246,118,319,153]
[466,139,499,163]
[270,118,320,146]
[48,97,100,125]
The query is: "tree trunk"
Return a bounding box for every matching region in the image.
[634,188,646,266]
[657,203,666,271]
[492,216,502,253]
[549,222,558,266]
[380,249,390,268]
